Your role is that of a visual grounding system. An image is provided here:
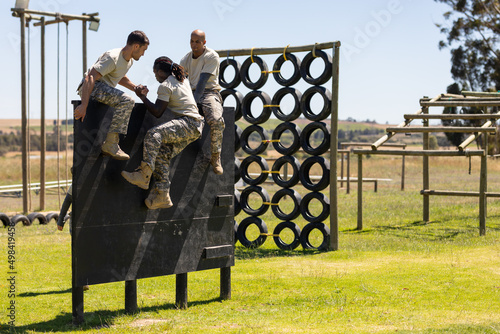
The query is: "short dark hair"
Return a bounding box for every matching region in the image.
[127,30,149,46]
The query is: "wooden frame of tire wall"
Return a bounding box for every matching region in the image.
[216,41,340,251]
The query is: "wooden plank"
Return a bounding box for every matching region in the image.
[215,41,340,57]
[420,100,500,107]
[420,190,500,198]
[353,149,484,156]
[462,91,500,98]
[404,114,500,120]
[385,126,496,133]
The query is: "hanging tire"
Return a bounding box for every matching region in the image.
[237,216,268,248]
[11,214,30,226]
[222,89,244,121]
[0,213,11,227]
[235,157,241,184]
[233,220,239,244]
[300,192,330,223]
[235,124,242,152]
[45,212,59,224]
[27,212,48,225]
[272,122,302,156]
[219,59,242,89]
[271,188,302,221]
[271,87,303,122]
[273,221,301,250]
[234,189,241,216]
[299,156,330,191]
[240,125,269,155]
[272,53,302,87]
[242,91,272,124]
[300,121,331,156]
[240,56,269,90]
[300,50,332,86]
[240,155,269,186]
[300,222,330,251]
[271,155,301,188]
[240,186,270,216]
[300,86,332,121]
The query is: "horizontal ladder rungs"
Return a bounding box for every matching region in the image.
[353,149,484,156]
[385,126,496,133]
[404,114,500,120]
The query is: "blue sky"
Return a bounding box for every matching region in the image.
[1,0,454,124]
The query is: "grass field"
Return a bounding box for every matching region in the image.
[0,150,500,333]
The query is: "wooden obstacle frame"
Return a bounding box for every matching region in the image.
[354,92,500,235]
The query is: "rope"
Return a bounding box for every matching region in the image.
[250,47,255,63]
[56,22,61,208]
[312,42,319,58]
[262,171,280,174]
[283,44,290,61]
[261,139,280,143]
[263,105,280,108]
[261,70,280,74]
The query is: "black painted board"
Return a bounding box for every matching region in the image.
[72,101,235,286]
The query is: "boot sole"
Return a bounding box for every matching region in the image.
[121,171,149,190]
[102,150,130,161]
[145,199,173,210]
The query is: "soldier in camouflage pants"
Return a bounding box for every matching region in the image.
[199,90,224,156]
[144,116,202,192]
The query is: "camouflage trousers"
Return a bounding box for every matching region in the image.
[199,89,225,155]
[78,80,135,135]
[143,116,203,191]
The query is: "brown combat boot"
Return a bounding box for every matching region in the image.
[145,189,173,209]
[210,153,223,175]
[102,132,130,160]
[121,162,152,190]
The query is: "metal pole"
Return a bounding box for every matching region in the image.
[82,18,87,75]
[40,16,46,210]
[20,13,28,214]
[329,43,340,251]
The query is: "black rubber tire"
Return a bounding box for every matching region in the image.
[271,87,303,122]
[240,56,269,90]
[234,189,241,216]
[0,213,11,227]
[45,212,59,224]
[300,49,332,86]
[300,222,330,251]
[240,185,270,216]
[219,59,242,89]
[235,157,241,184]
[11,214,30,226]
[271,155,301,188]
[240,155,270,186]
[300,192,330,223]
[222,89,244,121]
[272,122,302,156]
[299,156,330,191]
[235,124,242,152]
[27,212,48,225]
[272,53,302,87]
[300,121,331,156]
[271,188,302,221]
[240,125,270,155]
[273,221,301,251]
[237,216,268,248]
[300,86,332,121]
[233,220,239,245]
[242,90,272,124]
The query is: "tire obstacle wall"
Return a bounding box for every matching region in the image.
[215,42,340,251]
[70,101,235,324]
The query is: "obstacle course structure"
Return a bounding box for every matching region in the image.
[71,101,235,324]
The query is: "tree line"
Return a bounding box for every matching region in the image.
[0,126,72,157]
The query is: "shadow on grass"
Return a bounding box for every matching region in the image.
[18,288,72,297]
[1,297,222,333]
[235,247,325,260]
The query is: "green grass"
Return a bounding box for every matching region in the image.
[1,155,500,333]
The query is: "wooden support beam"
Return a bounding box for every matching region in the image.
[404,114,500,120]
[420,100,500,107]
[215,41,340,57]
[385,126,496,133]
[371,108,424,149]
[420,190,500,197]
[353,149,484,156]
[462,91,500,98]
[458,121,493,151]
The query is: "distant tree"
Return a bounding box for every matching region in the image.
[435,0,500,91]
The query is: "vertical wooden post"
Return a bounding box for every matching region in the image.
[422,105,430,222]
[20,13,28,214]
[125,280,138,314]
[484,132,488,218]
[357,154,363,230]
[72,286,84,325]
[479,151,487,235]
[220,267,231,300]
[340,151,344,188]
[401,149,405,191]
[346,150,350,194]
[176,273,188,309]
[40,17,46,211]
[329,43,340,251]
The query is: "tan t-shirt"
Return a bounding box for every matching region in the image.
[157,75,204,122]
[89,48,133,88]
[180,47,221,91]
